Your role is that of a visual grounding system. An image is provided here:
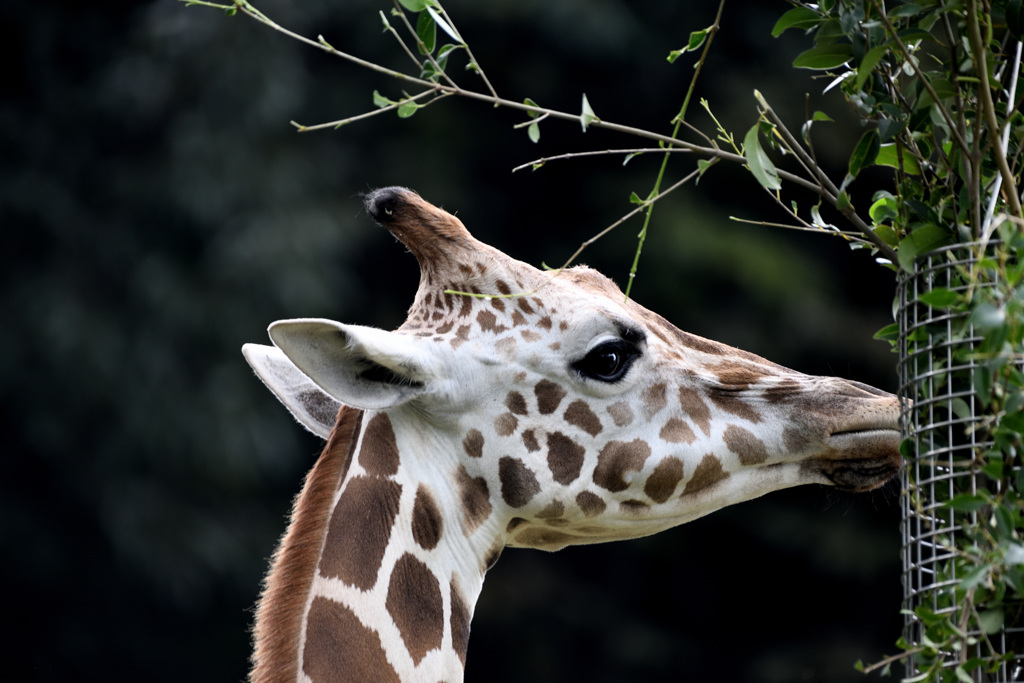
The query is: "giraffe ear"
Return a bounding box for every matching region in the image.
[267,318,431,411]
[241,343,341,439]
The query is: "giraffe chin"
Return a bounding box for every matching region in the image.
[808,429,902,492]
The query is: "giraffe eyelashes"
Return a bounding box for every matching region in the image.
[571,339,641,383]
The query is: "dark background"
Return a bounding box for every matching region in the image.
[4,1,904,681]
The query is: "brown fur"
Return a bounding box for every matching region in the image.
[250,407,364,683]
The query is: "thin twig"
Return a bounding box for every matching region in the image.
[291,90,449,132]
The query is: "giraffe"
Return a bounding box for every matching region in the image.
[241,186,901,683]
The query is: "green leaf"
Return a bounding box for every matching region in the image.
[416,11,436,55]
[917,287,962,308]
[527,121,540,143]
[897,224,953,272]
[580,93,598,132]
[970,302,1005,330]
[523,97,540,118]
[373,90,392,108]
[944,493,989,511]
[397,0,429,11]
[397,100,421,118]
[426,5,460,42]
[977,608,1004,635]
[811,111,834,122]
[855,43,891,91]
[869,194,898,223]
[792,44,854,69]
[874,322,899,341]
[836,190,851,211]
[686,27,710,51]
[743,123,781,190]
[696,158,713,176]
[629,191,644,205]
[876,143,921,174]
[849,129,881,178]
[772,7,820,37]
[958,563,991,591]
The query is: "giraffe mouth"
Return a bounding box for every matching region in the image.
[814,427,902,492]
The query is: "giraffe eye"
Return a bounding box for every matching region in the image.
[572,340,639,383]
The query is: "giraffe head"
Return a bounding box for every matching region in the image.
[246,187,900,555]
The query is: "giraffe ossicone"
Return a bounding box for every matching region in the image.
[243,186,901,682]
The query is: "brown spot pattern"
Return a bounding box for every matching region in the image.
[607,402,635,427]
[535,379,567,415]
[783,425,811,453]
[455,465,492,535]
[679,386,713,436]
[546,431,586,485]
[723,424,768,465]
[385,553,444,666]
[576,491,607,517]
[494,413,519,437]
[303,597,399,683]
[537,500,565,519]
[411,485,443,550]
[537,316,553,330]
[476,309,508,333]
[521,429,540,452]
[592,439,652,492]
[709,391,762,424]
[505,391,528,415]
[498,456,541,508]
[682,454,730,495]
[660,418,697,444]
[642,383,668,418]
[319,476,403,590]
[450,578,472,665]
[463,429,484,458]
[564,400,603,436]
[644,457,685,503]
[358,413,400,477]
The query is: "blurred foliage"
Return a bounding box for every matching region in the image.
[5,0,901,680]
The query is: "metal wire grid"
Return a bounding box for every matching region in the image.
[897,243,1023,681]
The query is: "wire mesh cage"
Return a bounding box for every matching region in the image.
[898,241,1024,681]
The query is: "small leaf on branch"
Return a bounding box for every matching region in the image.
[771,7,821,36]
[876,143,920,174]
[667,26,713,62]
[426,5,461,42]
[855,43,890,91]
[580,94,598,132]
[416,11,436,55]
[397,100,421,118]
[792,44,853,69]
[917,287,961,308]
[743,123,781,190]
[527,121,540,143]
[848,129,880,178]
[373,90,393,108]
[523,97,540,118]
[629,191,644,205]
[397,0,429,11]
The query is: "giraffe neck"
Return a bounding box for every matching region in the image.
[251,407,496,683]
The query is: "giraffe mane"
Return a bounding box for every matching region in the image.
[250,406,364,683]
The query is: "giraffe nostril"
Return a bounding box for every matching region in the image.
[364,186,410,223]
